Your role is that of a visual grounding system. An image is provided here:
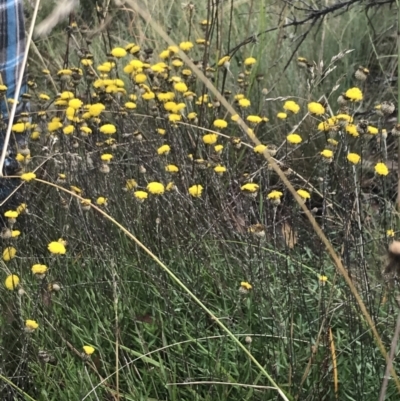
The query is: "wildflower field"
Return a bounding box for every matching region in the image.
[2,0,400,400]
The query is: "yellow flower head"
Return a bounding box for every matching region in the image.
[345,87,363,102]
[99,124,116,135]
[387,229,395,238]
[277,112,287,119]
[88,103,105,117]
[157,144,171,155]
[125,179,137,190]
[83,345,95,355]
[238,98,251,108]
[318,275,328,283]
[134,191,148,201]
[174,82,188,93]
[375,162,389,176]
[214,144,224,153]
[189,184,204,197]
[240,281,252,290]
[283,100,300,114]
[214,165,226,174]
[247,115,262,124]
[20,172,36,182]
[241,183,259,193]
[165,164,179,173]
[96,197,108,206]
[4,274,19,290]
[3,247,17,261]
[25,320,39,331]
[253,144,267,154]
[347,153,361,165]
[179,41,194,51]
[32,264,48,275]
[101,153,113,162]
[147,182,165,195]
[203,134,218,145]
[48,241,66,255]
[267,190,283,200]
[69,98,83,109]
[287,134,302,144]
[111,47,127,58]
[297,189,310,200]
[307,102,325,115]
[244,57,256,66]
[213,119,228,129]
[4,210,18,219]
[320,149,333,159]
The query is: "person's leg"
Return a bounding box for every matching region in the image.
[0,0,27,212]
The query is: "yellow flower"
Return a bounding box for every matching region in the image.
[70,186,82,194]
[83,345,95,355]
[214,165,226,174]
[238,98,251,108]
[25,320,39,331]
[17,203,27,214]
[134,73,147,84]
[157,144,171,155]
[214,144,224,153]
[241,183,259,193]
[231,114,240,122]
[88,103,105,117]
[320,149,333,159]
[165,164,179,173]
[247,115,262,124]
[96,197,108,206]
[125,179,137,190]
[217,55,230,67]
[48,241,66,255]
[387,229,395,237]
[179,41,194,51]
[4,274,19,290]
[147,182,165,195]
[4,210,18,219]
[174,82,187,92]
[347,153,361,165]
[375,162,389,176]
[125,102,137,109]
[31,264,48,275]
[157,128,166,135]
[327,138,338,146]
[168,113,181,123]
[68,98,83,109]
[12,122,26,133]
[12,230,21,238]
[20,172,36,182]
[318,275,328,283]
[203,134,218,145]
[287,134,302,144]
[3,247,17,261]
[63,125,75,135]
[244,57,256,66]
[283,100,300,114]
[213,119,228,129]
[346,124,359,137]
[134,191,148,202]
[101,153,113,162]
[189,184,204,197]
[111,47,127,58]
[307,102,325,115]
[99,124,116,135]
[345,87,363,102]
[187,112,197,121]
[240,281,252,290]
[367,126,378,135]
[297,189,310,200]
[267,190,283,200]
[254,144,267,154]
[277,112,287,119]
